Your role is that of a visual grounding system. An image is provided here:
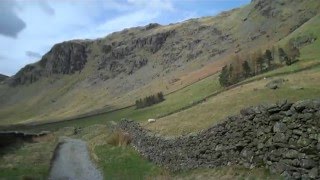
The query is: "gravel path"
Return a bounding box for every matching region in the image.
[49,137,103,180]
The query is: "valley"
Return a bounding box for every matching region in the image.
[0,0,320,179]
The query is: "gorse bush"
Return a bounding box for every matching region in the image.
[135,92,165,109]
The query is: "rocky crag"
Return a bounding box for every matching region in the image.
[8,0,320,87]
[10,41,88,86]
[119,99,320,179]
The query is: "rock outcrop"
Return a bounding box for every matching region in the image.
[42,41,88,74]
[10,41,88,86]
[97,29,175,78]
[119,99,320,179]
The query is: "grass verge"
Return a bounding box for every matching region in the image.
[95,144,167,180]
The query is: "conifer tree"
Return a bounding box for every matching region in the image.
[219,65,230,87]
[242,60,251,78]
[264,49,273,69]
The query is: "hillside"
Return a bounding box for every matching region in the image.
[0,74,8,82]
[1,0,320,125]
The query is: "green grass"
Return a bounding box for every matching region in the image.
[94,145,281,180]
[0,167,48,180]
[9,74,221,133]
[0,139,56,180]
[175,167,282,180]
[95,145,165,180]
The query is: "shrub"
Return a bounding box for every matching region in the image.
[107,130,131,147]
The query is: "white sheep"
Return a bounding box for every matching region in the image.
[148,119,156,123]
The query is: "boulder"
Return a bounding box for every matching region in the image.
[273,122,287,133]
[266,78,285,90]
[309,168,318,179]
[292,100,314,112]
[283,149,299,159]
[300,159,316,169]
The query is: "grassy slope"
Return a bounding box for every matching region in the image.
[2,0,319,126]
[9,74,221,133]
[146,14,320,136]
[149,67,320,135]
[9,15,320,134]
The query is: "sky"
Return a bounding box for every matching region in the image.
[0,0,250,76]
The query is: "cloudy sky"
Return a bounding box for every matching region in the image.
[0,0,250,76]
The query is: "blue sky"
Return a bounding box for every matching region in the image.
[0,0,250,76]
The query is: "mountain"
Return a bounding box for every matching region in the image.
[0,74,8,82]
[0,0,320,125]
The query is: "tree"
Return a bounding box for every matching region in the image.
[250,53,257,75]
[242,60,251,78]
[135,99,143,109]
[219,65,230,87]
[286,41,300,65]
[157,92,164,101]
[271,46,276,61]
[136,92,166,109]
[278,48,288,64]
[232,56,242,83]
[264,49,273,69]
[251,50,263,74]
[287,47,300,65]
[228,64,235,84]
[256,56,264,73]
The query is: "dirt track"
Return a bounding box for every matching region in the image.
[49,137,103,180]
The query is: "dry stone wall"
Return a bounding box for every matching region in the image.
[0,131,49,147]
[119,99,320,179]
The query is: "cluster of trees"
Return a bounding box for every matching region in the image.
[219,41,300,87]
[279,40,301,66]
[135,92,165,109]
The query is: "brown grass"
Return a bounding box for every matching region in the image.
[106,130,132,147]
[32,133,55,142]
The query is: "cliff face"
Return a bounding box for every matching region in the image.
[42,42,88,75]
[96,29,175,79]
[10,41,89,86]
[119,99,320,179]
